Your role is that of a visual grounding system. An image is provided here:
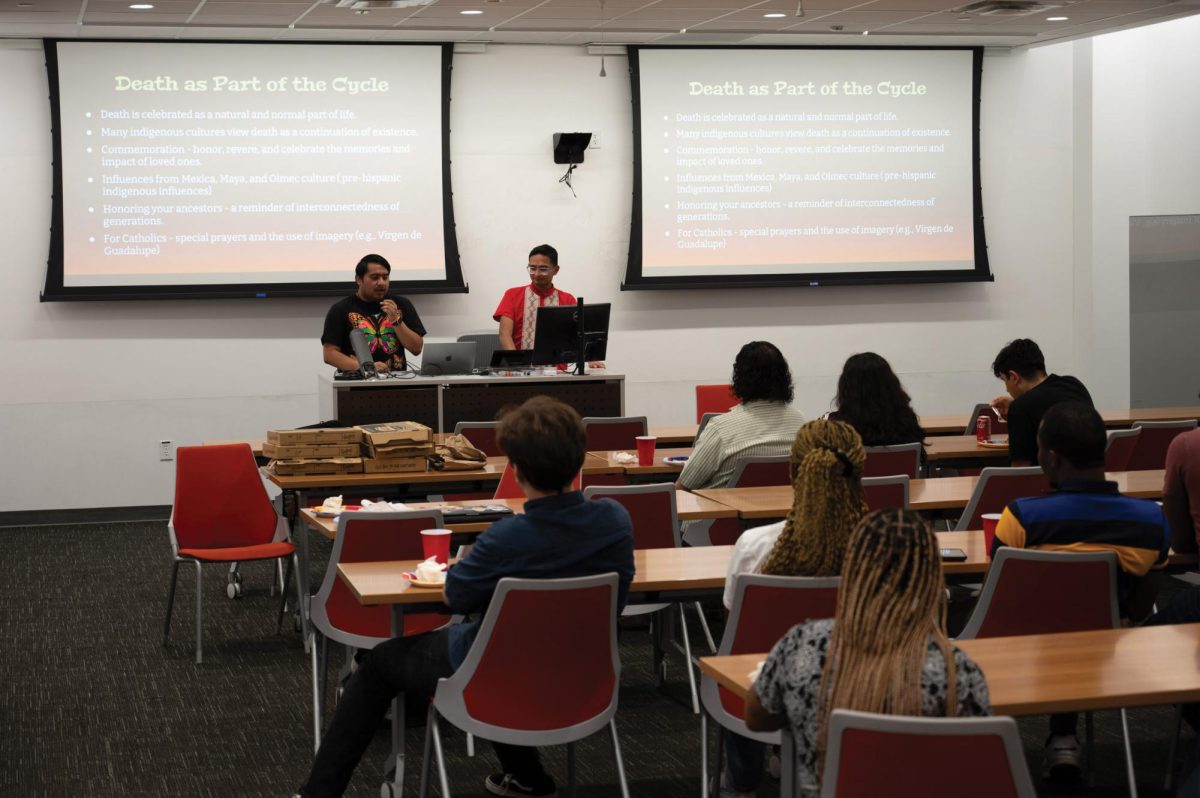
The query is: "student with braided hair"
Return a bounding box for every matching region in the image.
[716,419,869,797]
[744,509,992,797]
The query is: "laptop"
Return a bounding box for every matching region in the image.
[419,342,476,376]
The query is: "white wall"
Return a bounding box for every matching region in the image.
[0,38,1085,511]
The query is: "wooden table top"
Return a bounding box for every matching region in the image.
[649,425,699,445]
[695,470,1166,518]
[700,623,1200,717]
[917,407,1200,436]
[588,448,693,476]
[923,435,1010,462]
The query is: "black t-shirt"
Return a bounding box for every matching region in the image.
[1007,374,1093,464]
[321,294,426,370]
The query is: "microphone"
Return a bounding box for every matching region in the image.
[349,328,377,377]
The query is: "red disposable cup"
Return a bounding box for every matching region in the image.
[981,513,1001,557]
[421,528,453,564]
[635,436,657,467]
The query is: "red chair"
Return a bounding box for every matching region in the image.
[419,574,630,797]
[453,421,503,457]
[702,455,792,546]
[962,403,1008,435]
[494,462,580,500]
[584,483,712,713]
[164,444,298,664]
[1126,419,1198,471]
[308,510,447,751]
[819,710,1036,798]
[700,573,839,798]
[953,466,1048,531]
[1104,428,1141,471]
[862,475,910,511]
[863,443,922,478]
[582,415,648,451]
[695,384,739,423]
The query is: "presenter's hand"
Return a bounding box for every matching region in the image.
[588,361,606,369]
[374,360,391,374]
[988,395,1011,419]
[381,299,402,325]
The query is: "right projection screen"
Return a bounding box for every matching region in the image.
[626,47,990,289]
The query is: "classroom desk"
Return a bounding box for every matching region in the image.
[694,470,1166,518]
[588,448,693,477]
[698,623,1200,717]
[923,435,1010,463]
[917,406,1200,436]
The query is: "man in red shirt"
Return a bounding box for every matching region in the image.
[494,244,577,351]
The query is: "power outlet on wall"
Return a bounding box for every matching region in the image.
[589,132,600,150]
[159,440,173,461]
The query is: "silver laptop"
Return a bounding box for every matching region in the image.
[419,342,476,376]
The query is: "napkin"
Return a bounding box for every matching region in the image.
[320,495,343,513]
[360,499,411,512]
[412,556,447,584]
[748,658,766,684]
[613,452,638,465]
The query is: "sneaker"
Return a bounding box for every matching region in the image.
[1042,734,1082,783]
[484,773,557,797]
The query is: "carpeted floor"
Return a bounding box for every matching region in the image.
[0,520,1193,797]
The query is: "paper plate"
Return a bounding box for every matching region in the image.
[407,578,447,589]
[976,439,1009,449]
[663,456,689,465]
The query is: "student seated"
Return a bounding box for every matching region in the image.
[990,401,1168,782]
[743,508,992,798]
[1164,428,1200,554]
[717,419,868,796]
[828,351,925,448]
[296,396,634,798]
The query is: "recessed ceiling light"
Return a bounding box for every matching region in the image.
[128,3,154,8]
[762,12,785,18]
[1046,16,1068,21]
[460,9,483,14]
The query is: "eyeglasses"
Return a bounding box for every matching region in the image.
[527,265,555,273]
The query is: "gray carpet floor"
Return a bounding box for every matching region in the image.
[0,520,1194,797]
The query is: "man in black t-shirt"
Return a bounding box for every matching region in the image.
[321,254,426,373]
[989,338,1093,466]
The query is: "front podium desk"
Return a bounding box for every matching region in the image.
[318,372,626,431]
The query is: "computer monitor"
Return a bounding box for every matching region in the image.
[531,302,610,369]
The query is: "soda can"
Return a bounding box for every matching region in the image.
[975,413,992,443]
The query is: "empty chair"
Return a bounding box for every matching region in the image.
[419,575,630,798]
[1104,427,1141,471]
[862,475,910,511]
[963,403,1008,436]
[582,416,648,451]
[495,461,581,500]
[1126,419,1198,471]
[819,710,1036,798]
[453,420,503,457]
[863,442,922,478]
[954,466,1048,531]
[456,332,503,367]
[695,383,740,423]
[164,444,299,664]
[702,455,792,546]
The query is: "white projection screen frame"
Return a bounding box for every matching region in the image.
[625,46,991,290]
[43,39,464,301]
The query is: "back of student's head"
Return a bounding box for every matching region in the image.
[761,420,867,577]
[991,338,1046,380]
[1038,402,1106,469]
[731,341,793,404]
[815,508,955,781]
[834,351,924,446]
[496,396,585,492]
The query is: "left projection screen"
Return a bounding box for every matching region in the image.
[43,40,463,300]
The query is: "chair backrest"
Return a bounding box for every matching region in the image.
[695,383,740,423]
[957,549,1120,639]
[457,332,503,367]
[863,443,922,479]
[493,461,580,500]
[820,710,1036,798]
[434,574,620,746]
[1127,419,1198,471]
[954,466,1048,531]
[310,510,448,647]
[862,475,910,511]
[963,403,1008,435]
[695,411,721,443]
[703,574,840,737]
[454,421,503,457]
[1104,427,1141,471]
[583,483,679,550]
[729,455,792,488]
[172,444,278,550]
[581,416,648,451]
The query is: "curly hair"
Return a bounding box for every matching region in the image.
[730,341,794,404]
[834,352,925,447]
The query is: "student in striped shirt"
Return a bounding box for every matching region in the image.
[991,401,1168,783]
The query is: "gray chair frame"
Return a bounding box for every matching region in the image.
[861,474,911,510]
[696,411,721,443]
[962,403,1004,435]
[456,332,503,366]
[728,454,792,487]
[581,415,649,448]
[863,442,923,479]
[419,574,630,798]
[819,709,1037,798]
[953,466,1045,531]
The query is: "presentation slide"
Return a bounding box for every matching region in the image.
[628,47,988,288]
[45,40,461,299]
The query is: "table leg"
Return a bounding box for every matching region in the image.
[284,487,313,652]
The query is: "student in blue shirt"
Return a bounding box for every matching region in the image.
[298,396,635,798]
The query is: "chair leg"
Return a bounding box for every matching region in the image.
[651,611,665,687]
[1086,711,1096,787]
[276,555,294,634]
[466,733,475,757]
[163,559,181,646]
[430,710,451,797]
[678,604,700,714]
[419,705,434,798]
[567,741,577,798]
[192,560,204,664]
[1166,704,1184,791]
[272,557,284,597]
[694,602,717,654]
[610,719,631,798]
[1119,709,1139,798]
[700,712,710,798]
[310,632,322,753]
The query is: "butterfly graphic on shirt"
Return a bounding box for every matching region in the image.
[349,312,400,355]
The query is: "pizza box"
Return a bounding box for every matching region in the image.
[263,441,361,459]
[269,457,363,476]
[355,422,433,450]
[361,456,428,474]
[267,428,362,446]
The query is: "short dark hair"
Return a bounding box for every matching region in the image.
[1038,402,1106,469]
[528,244,558,266]
[496,396,585,492]
[731,341,794,404]
[991,339,1046,380]
[355,254,391,279]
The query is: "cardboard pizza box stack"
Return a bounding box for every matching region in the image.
[356,422,434,474]
[265,428,364,476]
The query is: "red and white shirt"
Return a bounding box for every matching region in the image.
[493,284,577,349]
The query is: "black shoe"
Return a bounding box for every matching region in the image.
[484,773,558,797]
